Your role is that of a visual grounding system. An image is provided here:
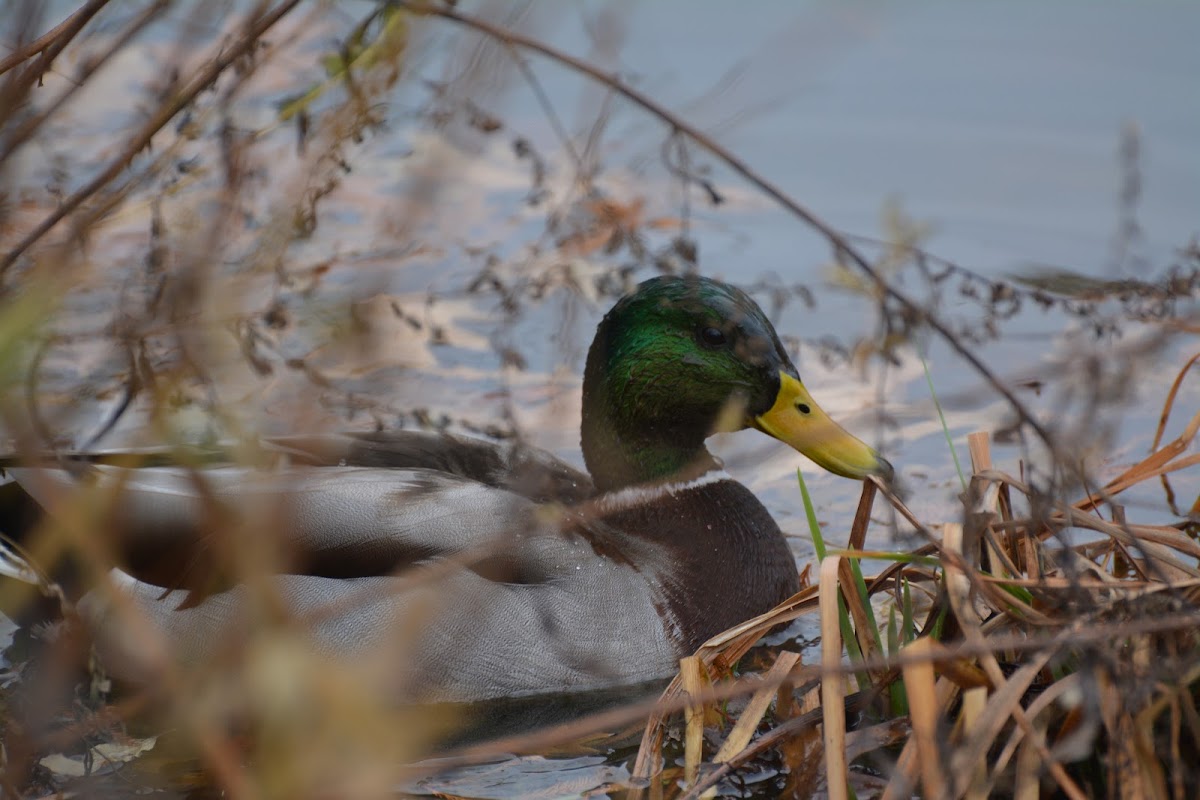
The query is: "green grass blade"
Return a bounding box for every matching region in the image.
[799,468,827,561]
[921,349,967,492]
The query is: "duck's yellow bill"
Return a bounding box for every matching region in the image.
[752,373,892,481]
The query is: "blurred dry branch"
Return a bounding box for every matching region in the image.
[1,0,303,277]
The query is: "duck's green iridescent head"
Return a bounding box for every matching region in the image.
[581,275,892,491]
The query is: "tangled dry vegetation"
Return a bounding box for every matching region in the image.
[1,2,1198,799]
[623,378,1200,799]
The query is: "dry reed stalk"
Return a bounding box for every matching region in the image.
[992,672,1082,775]
[968,431,1015,583]
[711,651,801,763]
[836,555,883,681]
[880,672,961,800]
[1074,406,1200,513]
[695,651,803,799]
[956,436,1090,799]
[958,686,989,800]
[680,655,708,790]
[818,556,848,800]
[1100,671,1170,800]
[1014,737,1041,800]
[1154,354,1200,453]
[952,649,1063,797]
[900,636,945,798]
[837,481,887,683]
[943,519,997,797]
[628,580,822,793]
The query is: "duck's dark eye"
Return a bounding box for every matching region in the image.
[699,326,727,347]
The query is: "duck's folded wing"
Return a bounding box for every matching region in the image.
[6,465,538,589]
[265,431,594,504]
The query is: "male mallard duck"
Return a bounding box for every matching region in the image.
[3,275,891,703]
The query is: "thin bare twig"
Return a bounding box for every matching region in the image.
[0,0,170,168]
[0,0,109,76]
[0,0,305,278]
